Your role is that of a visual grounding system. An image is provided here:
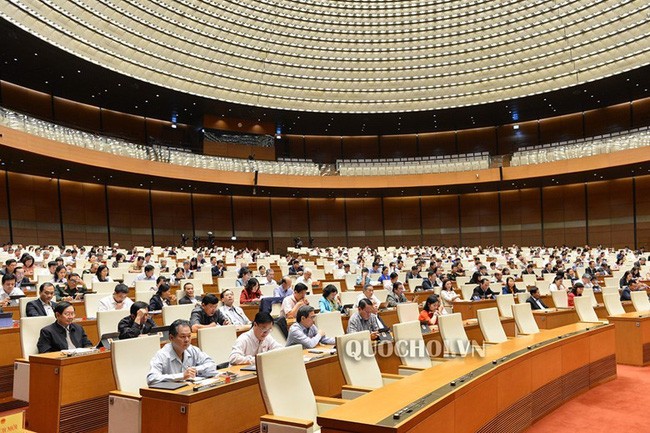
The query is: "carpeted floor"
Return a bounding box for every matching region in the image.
[525,365,650,433]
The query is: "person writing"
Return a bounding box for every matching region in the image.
[147,319,217,385]
[286,306,335,348]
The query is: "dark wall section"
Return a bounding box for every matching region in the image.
[1,170,647,251]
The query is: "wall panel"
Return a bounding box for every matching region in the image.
[497,120,538,155]
[587,179,634,248]
[457,127,497,155]
[53,98,101,132]
[632,98,650,128]
[192,194,233,240]
[266,197,301,252]
[584,103,631,136]
[101,109,146,143]
[345,198,384,247]
[418,132,456,157]
[383,197,421,246]
[636,175,650,249]
[542,184,586,247]
[0,171,9,242]
[151,190,193,247]
[7,172,61,245]
[59,179,108,246]
[420,195,460,246]
[107,186,152,247]
[308,199,347,248]
[341,136,379,160]
[284,135,305,159]
[539,113,583,144]
[304,136,341,163]
[500,189,542,246]
[460,192,500,246]
[379,135,418,159]
[233,196,273,251]
[1,82,52,119]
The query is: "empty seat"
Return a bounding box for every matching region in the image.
[438,313,470,355]
[396,303,419,323]
[603,293,625,316]
[392,321,444,375]
[477,307,508,344]
[574,296,604,323]
[630,291,650,312]
[198,325,238,367]
[496,294,515,318]
[162,304,195,326]
[512,303,539,335]
[314,312,345,338]
[551,290,569,308]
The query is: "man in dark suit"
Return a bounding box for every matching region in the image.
[26,282,57,317]
[526,287,548,310]
[421,271,436,291]
[469,265,488,285]
[37,301,93,353]
[471,278,496,300]
[118,301,156,339]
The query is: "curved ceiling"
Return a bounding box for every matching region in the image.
[2,0,649,114]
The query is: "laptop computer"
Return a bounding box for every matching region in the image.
[0,312,13,328]
[96,332,120,350]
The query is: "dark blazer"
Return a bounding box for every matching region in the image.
[26,299,57,317]
[421,279,435,292]
[118,315,156,339]
[471,286,495,300]
[526,296,548,310]
[178,295,201,305]
[37,322,93,353]
[148,294,170,311]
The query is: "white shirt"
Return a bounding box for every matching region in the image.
[218,305,251,326]
[354,293,381,308]
[0,287,25,307]
[147,343,216,385]
[92,275,114,283]
[97,294,134,313]
[229,328,283,365]
[295,276,313,287]
[281,295,301,318]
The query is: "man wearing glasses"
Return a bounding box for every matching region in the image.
[229,312,283,365]
[36,302,94,353]
[286,306,335,349]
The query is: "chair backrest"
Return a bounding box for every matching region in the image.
[20,316,56,358]
[198,325,238,366]
[477,307,508,343]
[314,312,345,338]
[522,274,537,287]
[603,293,625,316]
[339,291,359,306]
[82,273,93,287]
[538,283,551,296]
[194,271,213,285]
[601,286,619,295]
[516,292,528,304]
[581,287,598,308]
[122,273,137,287]
[438,313,470,355]
[574,296,600,323]
[134,280,158,292]
[162,304,195,326]
[551,290,568,308]
[396,303,419,323]
[270,322,287,346]
[631,291,650,312]
[37,274,51,286]
[257,345,318,425]
[19,297,37,318]
[496,295,515,318]
[84,293,104,319]
[260,285,275,298]
[460,284,475,300]
[392,321,431,369]
[97,310,128,338]
[335,331,383,389]
[135,291,152,303]
[229,287,244,307]
[108,267,125,281]
[111,334,161,394]
[373,290,389,303]
[92,281,117,294]
[512,303,539,334]
[455,276,470,286]
[305,294,322,309]
[218,277,238,289]
[344,274,358,291]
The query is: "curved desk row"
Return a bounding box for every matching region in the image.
[318,322,616,433]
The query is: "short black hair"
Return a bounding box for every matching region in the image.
[183,281,194,290]
[144,265,155,273]
[529,287,539,295]
[2,273,16,284]
[202,293,219,305]
[156,283,171,295]
[54,301,73,315]
[47,261,57,268]
[5,259,16,265]
[219,289,232,299]
[114,284,129,294]
[294,282,308,294]
[130,301,148,315]
[322,284,338,298]
[358,298,373,309]
[390,272,398,279]
[39,282,54,293]
[169,319,191,336]
[253,312,274,325]
[296,305,315,323]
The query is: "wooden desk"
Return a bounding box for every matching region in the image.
[376,318,516,374]
[340,308,399,332]
[607,311,650,366]
[140,348,344,433]
[27,351,116,433]
[318,323,616,433]
[452,299,497,320]
[533,308,579,329]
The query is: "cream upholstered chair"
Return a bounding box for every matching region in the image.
[477,308,508,344]
[601,286,619,295]
[460,284,475,300]
[335,331,403,399]
[392,321,445,375]
[314,312,345,338]
[162,304,194,326]
[134,280,158,292]
[438,313,470,355]
[14,316,56,401]
[396,303,419,323]
[97,310,128,338]
[581,288,598,308]
[516,292,528,304]
[135,291,152,304]
[108,335,161,433]
[496,295,515,318]
[93,281,118,294]
[522,274,537,287]
[574,297,605,323]
[631,291,650,312]
[258,345,345,433]
[19,297,37,317]
[512,303,540,335]
[603,293,625,316]
[305,294,322,309]
[198,325,238,368]
[84,293,104,319]
[551,290,569,308]
[339,291,358,307]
